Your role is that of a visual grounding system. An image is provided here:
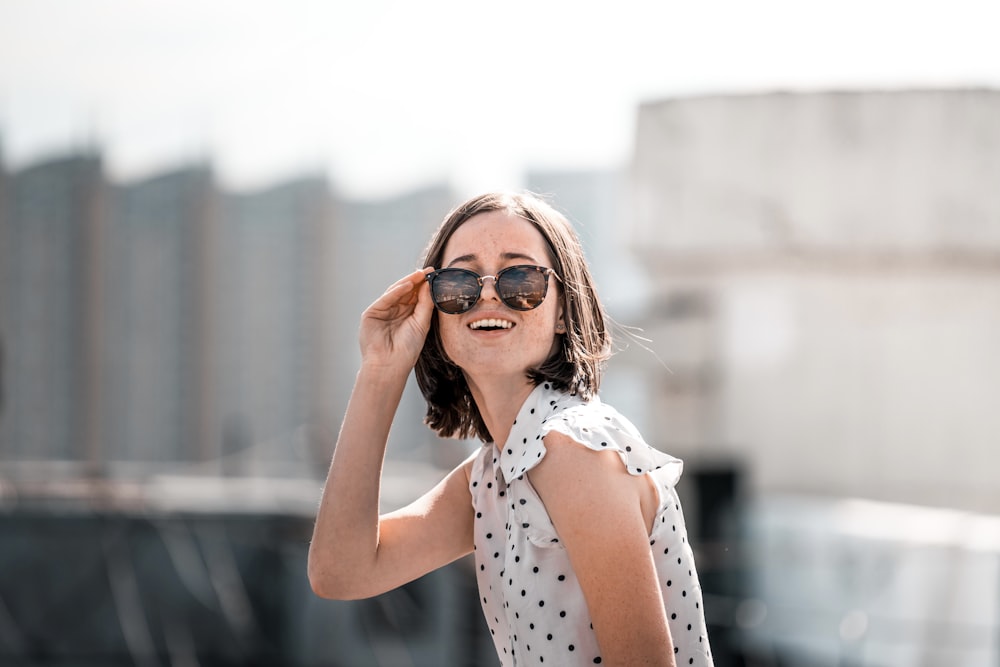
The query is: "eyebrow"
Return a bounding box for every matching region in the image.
[446,251,540,268]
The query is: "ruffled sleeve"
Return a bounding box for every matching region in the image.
[504,396,683,487]
[539,400,683,486]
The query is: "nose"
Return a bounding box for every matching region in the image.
[478,274,502,302]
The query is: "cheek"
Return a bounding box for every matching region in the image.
[437,317,461,357]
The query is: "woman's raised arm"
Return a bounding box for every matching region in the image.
[307,269,475,600]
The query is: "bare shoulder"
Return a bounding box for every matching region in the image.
[531,431,638,501]
[532,430,658,535]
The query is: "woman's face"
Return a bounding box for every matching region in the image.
[436,209,564,385]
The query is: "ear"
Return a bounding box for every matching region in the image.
[555,298,567,334]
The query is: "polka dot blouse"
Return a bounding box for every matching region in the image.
[470,383,714,666]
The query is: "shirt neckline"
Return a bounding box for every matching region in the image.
[493,382,582,484]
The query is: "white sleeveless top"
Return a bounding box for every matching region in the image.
[469,382,714,666]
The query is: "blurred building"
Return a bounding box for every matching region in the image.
[631,88,1000,514]
[0,153,498,666]
[102,167,218,467]
[0,153,106,466]
[630,88,1000,667]
[0,150,470,480]
[0,156,332,479]
[215,177,333,476]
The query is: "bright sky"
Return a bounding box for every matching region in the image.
[0,0,997,198]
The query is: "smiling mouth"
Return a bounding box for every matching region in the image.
[469,318,514,331]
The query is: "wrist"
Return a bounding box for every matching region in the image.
[356,360,412,387]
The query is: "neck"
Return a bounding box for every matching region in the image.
[464,372,537,446]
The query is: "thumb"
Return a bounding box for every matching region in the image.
[413,269,435,329]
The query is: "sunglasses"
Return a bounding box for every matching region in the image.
[425,264,561,315]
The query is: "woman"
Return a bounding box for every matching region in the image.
[309,192,713,666]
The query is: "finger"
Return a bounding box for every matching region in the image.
[367,274,424,320]
[410,272,435,326]
[371,283,415,315]
[399,268,436,306]
[383,270,422,295]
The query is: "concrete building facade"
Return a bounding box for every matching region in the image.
[0,155,346,479]
[0,154,107,466]
[630,89,1000,514]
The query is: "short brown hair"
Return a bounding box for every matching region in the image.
[415,192,611,442]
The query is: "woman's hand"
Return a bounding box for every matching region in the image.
[359,268,435,371]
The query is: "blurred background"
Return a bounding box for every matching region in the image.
[2,1,999,665]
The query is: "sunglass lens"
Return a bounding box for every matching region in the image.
[431,270,480,314]
[498,267,547,310]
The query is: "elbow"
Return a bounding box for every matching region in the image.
[307,547,368,601]
[308,553,349,600]
[307,566,336,600]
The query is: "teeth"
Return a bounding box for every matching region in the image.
[469,318,514,330]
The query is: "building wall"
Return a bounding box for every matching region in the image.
[0,155,105,464]
[632,89,1000,253]
[630,89,1000,513]
[0,156,345,478]
[215,178,332,475]
[103,167,216,464]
